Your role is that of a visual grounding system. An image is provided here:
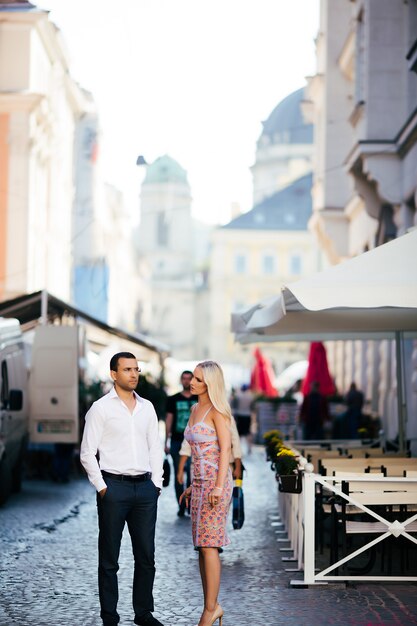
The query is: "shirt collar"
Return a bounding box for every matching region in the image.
[109,386,143,403]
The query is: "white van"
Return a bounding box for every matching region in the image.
[29,324,79,444]
[0,321,80,504]
[0,318,29,504]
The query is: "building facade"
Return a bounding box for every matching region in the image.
[252,88,314,205]
[305,0,417,451]
[137,155,210,360]
[0,1,145,337]
[210,89,319,375]
[72,109,145,332]
[72,99,110,322]
[0,0,89,301]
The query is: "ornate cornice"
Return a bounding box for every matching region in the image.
[0,91,43,112]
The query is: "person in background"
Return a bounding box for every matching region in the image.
[299,380,329,440]
[52,442,74,483]
[80,352,164,626]
[284,378,303,406]
[165,371,198,517]
[229,387,237,411]
[233,383,254,455]
[136,374,168,422]
[345,382,364,438]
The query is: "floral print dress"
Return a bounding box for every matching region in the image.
[184,406,232,548]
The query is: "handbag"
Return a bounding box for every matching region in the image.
[163,457,171,488]
[232,479,245,529]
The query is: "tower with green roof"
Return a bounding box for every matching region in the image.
[137,155,197,359]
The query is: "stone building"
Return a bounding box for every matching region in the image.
[305,0,417,261]
[209,88,319,375]
[0,0,89,301]
[72,106,146,332]
[137,154,211,360]
[252,88,314,204]
[72,98,109,321]
[0,1,145,335]
[304,0,417,451]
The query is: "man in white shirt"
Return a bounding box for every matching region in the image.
[80,352,164,626]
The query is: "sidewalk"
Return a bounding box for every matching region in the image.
[171,446,417,626]
[0,445,416,625]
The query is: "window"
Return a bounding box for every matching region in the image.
[232,300,246,312]
[354,11,365,104]
[262,254,275,275]
[234,253,247,274]
[1,360,9,409]
[157,212,169,247]
[254,212,265,225]
[284,213,295,225]
[406,0,417,72]
[290,253,302,275]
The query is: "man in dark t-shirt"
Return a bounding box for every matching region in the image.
[165,371,198,516]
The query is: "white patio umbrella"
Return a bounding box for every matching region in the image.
[231,229,417,451]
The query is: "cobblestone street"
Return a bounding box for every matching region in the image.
[1,446,417,626]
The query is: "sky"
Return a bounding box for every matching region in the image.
[37,0,320,225]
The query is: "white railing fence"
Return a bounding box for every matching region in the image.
[277,463,417,585]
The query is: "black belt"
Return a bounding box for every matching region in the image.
[102,471,152,483]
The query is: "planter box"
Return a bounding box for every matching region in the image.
[277,471,302,494]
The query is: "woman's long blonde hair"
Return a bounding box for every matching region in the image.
[197,360,231,422]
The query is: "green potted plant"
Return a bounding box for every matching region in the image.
[274,447,302,493]
[263,430,283,463]
[274,447,298,473]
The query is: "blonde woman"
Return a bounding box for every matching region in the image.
[179,361,232,626]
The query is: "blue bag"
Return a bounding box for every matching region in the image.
[232,479,245,530]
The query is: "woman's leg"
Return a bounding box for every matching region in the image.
[198,550,207,604]
[199,547,221,618]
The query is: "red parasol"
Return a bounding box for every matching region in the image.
[301,341,335,396]
[250,347,278,397]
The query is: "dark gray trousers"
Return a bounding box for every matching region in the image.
[97,477,159,625]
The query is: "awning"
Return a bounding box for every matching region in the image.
[231,229,417,452]
[232,229,417,342]
[0,290,170,357]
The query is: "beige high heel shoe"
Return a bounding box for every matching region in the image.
[211,604,223,625]
[194,603,224,626]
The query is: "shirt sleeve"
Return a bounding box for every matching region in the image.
[146,403,164,488]
[166,395,175,414]
[80,402,107,493]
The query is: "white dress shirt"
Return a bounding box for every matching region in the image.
[80,387,164,492]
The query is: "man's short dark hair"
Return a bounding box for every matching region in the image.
[181,370,193,378]
[110,352,137,372]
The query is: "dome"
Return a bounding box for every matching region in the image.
[0,0,38,10]
[143,155,188,185]
[261,88,313,144]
